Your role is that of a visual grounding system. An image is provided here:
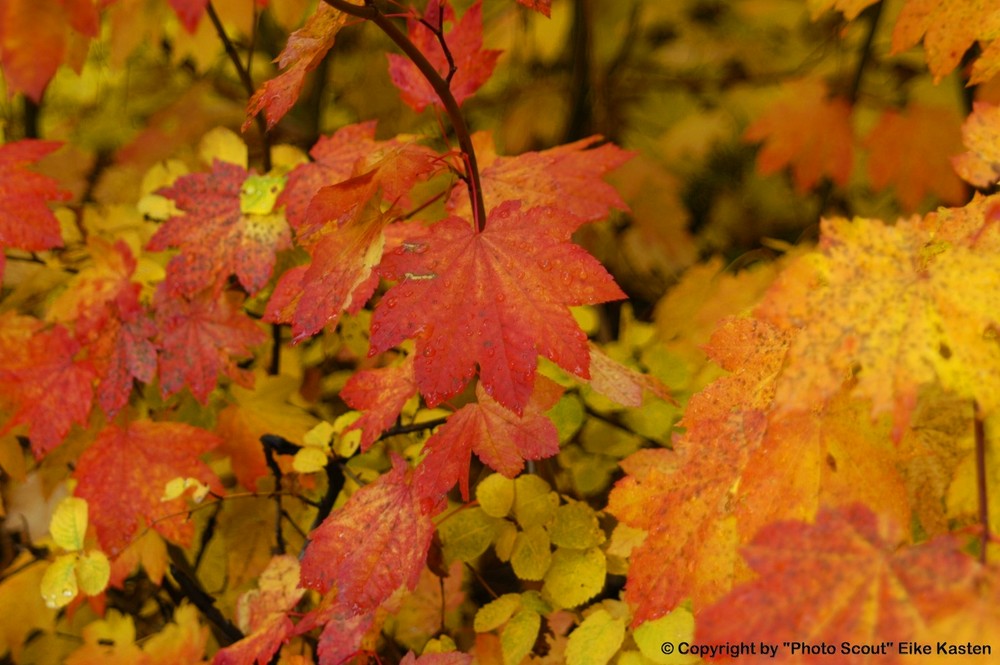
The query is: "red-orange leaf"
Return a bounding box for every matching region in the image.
[340,356,417,451]
[447,133,632,224]
[244,3,349,131]
[0,140,69,280]
[387,0,501,112]
[154,287,266,403]
[744,79,853,192]
[697,505,979,659]
[73,420,222,556]
[371,202,625,414]
[148,161,291,297]
[300,456,441,612]
[413,377,562,501]
[515,0,551,17]
[168,0,208,33]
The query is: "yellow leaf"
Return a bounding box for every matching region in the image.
[474,593,522,632]
[510,525,551,581]
[49,496,88,552]
[0,552,57,659]
[494,520,518,562]
[304,421,336,449]
[161,477,211,502]
[332,412,362,458]
[565,609,626,665]
[76,550,110,597]
[549,501,605,549]
[477,473,515,518]
[40,554,79,609]
[501,609,540,665]
[293,446,329,474]
[199,127,247,166]
[633,608,700,665]
[513,474,558,529]
[543,547,606,608]
[440,507,500,563]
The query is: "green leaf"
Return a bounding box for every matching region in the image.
[501,609,541,665]
[566,609,626,665]
[634,608,700,665]
[75,550,110,596]
[440,507,500,563]
[513,475,558,529]
[510,525,551,581]
[50,497,88,552]
[477,473,515,518]
[549,500,605,549]
[543,547,606,608]
[475,593,522,632]
[239,174,286,215]
[550,394,586,443]
[40,554,78,609]
[495,521,518,562]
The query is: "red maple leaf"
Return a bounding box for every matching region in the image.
[340,356,418,450]
[448,133,633,223]
[0,0,98,100]
[514,0,551,17]
[300,456,441,612]
[154,287,266,403]
[168,0,208,33]
[73,420,222,556]
[148,160,292,297]
[413,377,562,501]
[0,316,95,458]
[371,201,625,414]
[696,505,979,661]
[244,2,349,131]
[386,0,502,112]
[0,139,70,280]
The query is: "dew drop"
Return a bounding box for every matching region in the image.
[422,347,436,358]
[539,259,552,272]
[560,271,572,285]
[496,292,506,303]
[386,297,398,309]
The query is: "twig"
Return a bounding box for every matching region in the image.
[847,1,883,105]
[167,544,244,646]
[975,400,990,563]
[261,436,289,554]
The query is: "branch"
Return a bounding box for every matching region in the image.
[975,400,990,564]
[847,1,883,105]
[320,0,487,232]
[206,1,273,172]
[167,544,244,646]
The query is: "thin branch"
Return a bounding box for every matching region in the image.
[261,436,288,554]
[975,400,990,564]
[268,324,282,375]
[167,544,244,646]
[847,1,883,105]
[206,1,273,172]
[320,0,487,232]
[381,416,448,437]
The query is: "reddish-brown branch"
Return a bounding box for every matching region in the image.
[975,400,990,563]
[320,0,487,232]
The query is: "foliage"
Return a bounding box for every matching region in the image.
[1,0,1000,664]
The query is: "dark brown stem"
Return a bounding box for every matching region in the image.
[321,0,487,232]
[167,544,244,645]
[975,400,990,563]
[847,1,883,105]
[268,324,282,375]
[206,1,273,172]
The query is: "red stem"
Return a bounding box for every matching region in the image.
[321,0,487,232]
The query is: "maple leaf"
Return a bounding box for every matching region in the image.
[608,318,910,623]
[806,0,877,20]
[371,201,625,414]
[300,455,442,612]
[154,287,266,403]
[0,317,95,458]
[168,0,208,33]
[953,102,1000,188]
[514,0,551,17]
[586,343,672,408]
[756,205,1000,432]
[0,0,98,100]
[387,0,502,112]
[696,505,979,659]
[447,133,632,224]
[744,78,853,192]
[244,2,349,131]
[413,377,562,501]
[892,0,1000,84]
[340,356,417,451]
[148,160,292,297]
[0,139,70,280]
[73,420,222,556]
[864,105,966,211]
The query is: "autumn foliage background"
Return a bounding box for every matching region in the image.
[2,0,1000,663]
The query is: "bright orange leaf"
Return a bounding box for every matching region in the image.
[953,102,1000,188]
[892,0,1000,84]
[744,79,853,192]
[371,202,625,415]
[73,420,222,556]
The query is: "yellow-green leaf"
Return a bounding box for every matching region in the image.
[293,446,330,474]
[566,609,626,665]
[495,520,518,562]
[239,174,286,215]
[513,475,558,529]
[634,607,700,665]
[477,473,515,518]
[50,497,88,552]
[76,550,110,596]
[549,501,605,549]
[501,609,541,665]
[543,547,606,608]
[510,525,552,581]
[550,394,586,443]
[40,554,78,609]
[440,507,500,562]
[475,593,522,632]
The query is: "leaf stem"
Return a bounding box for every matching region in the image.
[206,1,273,172]
[975,400,990,564]
[847,1,883,105]
[320,0,487,232]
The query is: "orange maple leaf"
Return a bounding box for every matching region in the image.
[386,0,502,112]
[412,377,562,501]
[953,102,1000,188]
[864,105,966,211]
[696,505,979,661]
[300,456,441,611]
[371,202,625,414]
[73,420,222,556]
[892,0,1000,84]
[744,79,853,193]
